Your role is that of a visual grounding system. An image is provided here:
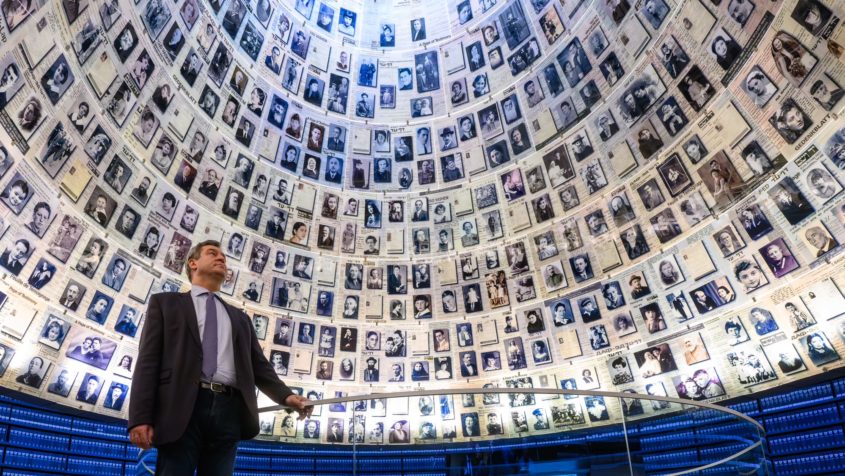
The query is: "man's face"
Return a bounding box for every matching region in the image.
[191,132,204,150]
[66,285,79,301]
[807,229,827,249]
[10,241,26,259]
[574,258,586,273]
[190,245,228,282]
[121,211,134,228]
[399,70,411,85]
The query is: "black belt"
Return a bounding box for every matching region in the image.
[199,380,234,395]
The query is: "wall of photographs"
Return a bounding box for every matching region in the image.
[0,0,843,445]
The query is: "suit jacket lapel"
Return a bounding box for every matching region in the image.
[182,292,202,348]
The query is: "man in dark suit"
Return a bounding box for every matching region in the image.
[265,210,286,240]
[327,127,345,151]
[629,275,651,299]
[128,240,310,475]
[0,238,29,275]
[76,375,101,404]
[597,114,619,141]
[60,283,84,310]
[411,200,428,221]
[388,266,405,294]
[579,298,601,322]
[363,357,379,382]
[459,352,477,377]
[773,186,814,225]
[326,420,344,442]
[691,290,717,313]
[273,321,291,346]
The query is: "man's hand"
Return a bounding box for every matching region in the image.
[129,424,154,450]
[284,394,313,420]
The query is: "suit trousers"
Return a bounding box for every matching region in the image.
[155,388,243,476]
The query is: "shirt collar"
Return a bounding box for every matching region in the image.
[191,285,215,298]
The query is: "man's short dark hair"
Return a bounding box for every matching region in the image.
[185,240,221,280]
[15,239,30,253]
[733,260,754,279]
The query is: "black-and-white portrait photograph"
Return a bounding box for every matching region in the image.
[655,255,684,289]
[771,30,817,88]
[14,95,46,139]
[498,0,530,49]
[742,66,778,108]
[656,96,689,137]
[38,314,71,350]
[25,202,58,238]
[659,35,689,79]
[0,55,24,108]
[678,66,714,112]
[657,154,693,197]
[736,203,773,240]
[15,355,50,389]
[767,176,816,225]
[414,51,440,93]
[616,66,667,126]
[769,98,813,145]
[809,73,844,112]
[65,328,117,370]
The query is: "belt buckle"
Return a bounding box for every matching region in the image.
[209,381,225,393]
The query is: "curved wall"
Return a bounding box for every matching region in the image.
[0,0,842,446]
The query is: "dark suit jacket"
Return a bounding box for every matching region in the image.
[128,291,294,446]
[0,251,24,275]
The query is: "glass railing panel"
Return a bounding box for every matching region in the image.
[256,388,766,475]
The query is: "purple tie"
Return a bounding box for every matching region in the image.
[202,292,218,380]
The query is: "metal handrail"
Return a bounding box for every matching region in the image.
[258,387,766,432]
